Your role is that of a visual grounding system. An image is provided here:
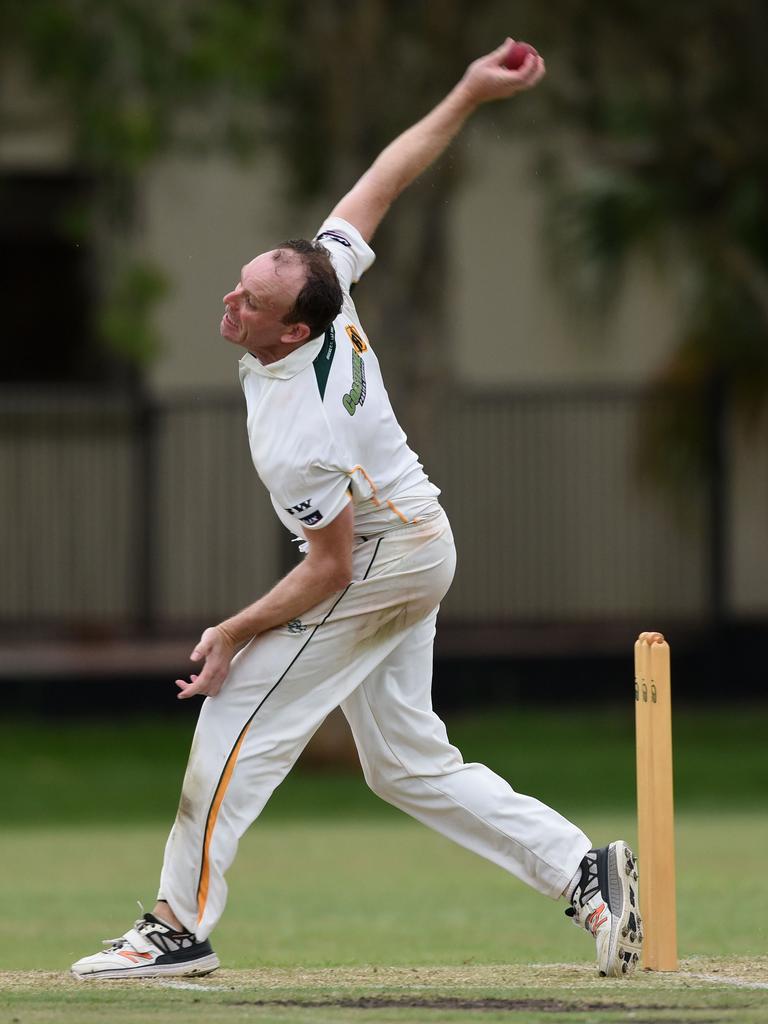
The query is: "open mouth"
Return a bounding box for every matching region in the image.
[223,310,240,329]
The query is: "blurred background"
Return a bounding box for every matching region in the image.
[2,0,767,707]
[1,0,767,973]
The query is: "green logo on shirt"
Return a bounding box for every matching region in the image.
[343,349,367,416]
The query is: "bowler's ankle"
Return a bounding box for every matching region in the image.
[152,900,185,932]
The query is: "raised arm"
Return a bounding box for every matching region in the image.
[330,38,545,243]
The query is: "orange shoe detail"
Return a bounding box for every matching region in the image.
[117,950,154,963]
[585,903,608,935]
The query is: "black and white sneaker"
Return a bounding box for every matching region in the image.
[565,840,642,978]
[71,911,220,980]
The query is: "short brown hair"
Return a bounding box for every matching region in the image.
[275,240,343,339]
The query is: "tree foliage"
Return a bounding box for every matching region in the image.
[2,1,283,171]
[528,0,768,480]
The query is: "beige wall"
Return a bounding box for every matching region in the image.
[0,60,70,167]
[451,127,681,386]
[143,154,290,395]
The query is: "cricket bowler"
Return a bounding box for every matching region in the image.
[72,38,642,981]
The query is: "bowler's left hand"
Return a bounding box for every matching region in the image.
[175,626,237,699]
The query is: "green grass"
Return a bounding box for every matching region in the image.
[2,817,768,1020]
[1,706,767,1021]
[3,965,768,1024]
[1,706,766,826]
[2,813,767,971]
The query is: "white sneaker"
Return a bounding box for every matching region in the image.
[565,840,642,977]
[71,911,220,980]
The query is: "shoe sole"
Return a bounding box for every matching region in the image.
[71,952,220,981]
[603,841,642,978]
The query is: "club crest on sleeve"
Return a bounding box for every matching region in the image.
[345,323,368,353]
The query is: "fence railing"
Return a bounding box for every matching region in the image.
[2,388,766,635]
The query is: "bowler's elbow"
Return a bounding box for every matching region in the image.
[331,562,353,591]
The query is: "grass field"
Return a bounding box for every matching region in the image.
[3,960,768,1024]
[1,706,767,1022]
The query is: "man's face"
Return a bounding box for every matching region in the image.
[220,250,309,356]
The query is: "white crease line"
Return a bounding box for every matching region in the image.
[156,972,768,994]
[688,973,768,990]
[156,980,232,991]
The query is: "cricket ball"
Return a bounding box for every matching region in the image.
[505,41,537,70]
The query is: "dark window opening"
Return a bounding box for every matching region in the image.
[0,171,130,387]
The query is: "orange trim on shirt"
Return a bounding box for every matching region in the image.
[197,724,252,925]
[386,499,409,524]
[347,465,417,525]
[348,464,381,506]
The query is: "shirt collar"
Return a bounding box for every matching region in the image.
[239,335,325,381]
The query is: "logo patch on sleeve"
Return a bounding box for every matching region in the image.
[299,510,324,525]
[345,323,368,353]
[316,229,352,248]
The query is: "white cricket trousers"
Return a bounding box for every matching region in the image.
[158,509,591,940]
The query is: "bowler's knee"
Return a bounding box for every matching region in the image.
[360,761,403,804]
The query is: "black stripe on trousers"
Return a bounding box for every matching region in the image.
[194,537,383,912]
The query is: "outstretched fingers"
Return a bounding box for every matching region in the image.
[175,626,235,699]
[175,673,201,699]
[175,662,226,699]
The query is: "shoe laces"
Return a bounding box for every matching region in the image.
[101,920,148,951]
[101,900,195,952]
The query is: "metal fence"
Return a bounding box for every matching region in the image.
[2,388,767,634]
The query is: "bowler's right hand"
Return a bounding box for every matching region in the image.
[460,38,546,106]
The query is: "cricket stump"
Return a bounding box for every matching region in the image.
[634,631,678,971]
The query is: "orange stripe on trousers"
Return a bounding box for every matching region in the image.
[196,723,252,925]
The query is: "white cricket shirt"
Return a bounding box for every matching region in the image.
[239,216,441,543]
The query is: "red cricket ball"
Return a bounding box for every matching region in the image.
[504,41,537,70]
